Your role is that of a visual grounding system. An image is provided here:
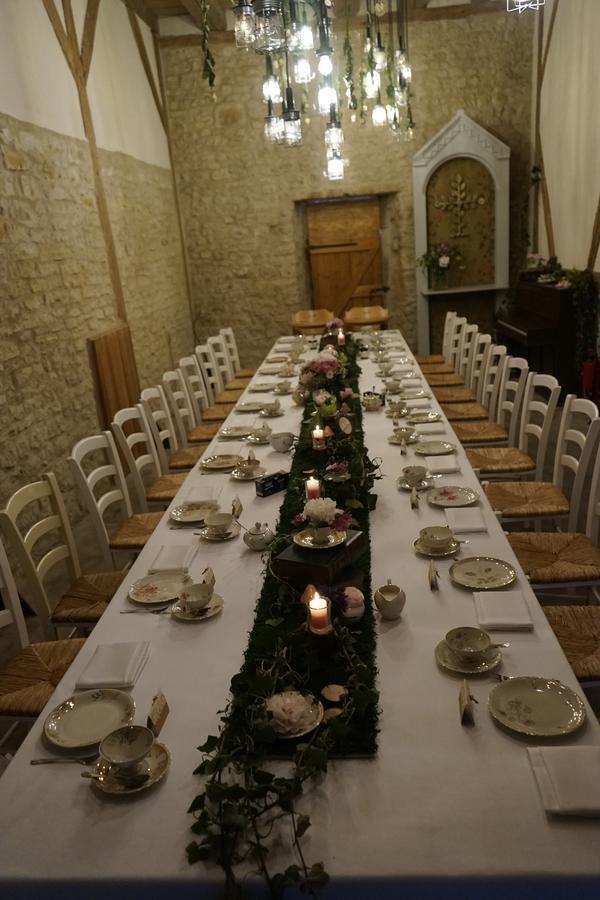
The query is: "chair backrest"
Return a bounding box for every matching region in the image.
[586,423,600,544]
[220,327,241,375]
[179,356,209,424]
[458,324,479,381]
[0,473,81,633]
[552,396,600,530]
[208,334,235,386]
[68,431,132,570]
[480,344,507,419]
[140,385,180,476]
[517,373,561,480]
[111,406,162,513]
[494,356,529,445]
[448,316,467,371]
[470,333,492,396]
[162,370,196,447]
[0,538,29,650]
[195,344,222,403]
[441,311,457,361]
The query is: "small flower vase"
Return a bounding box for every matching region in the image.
[310,525,332,545]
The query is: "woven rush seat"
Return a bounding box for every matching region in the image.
[0,637,85,717]
[425,373,464,387]
[109,511,163,551]
[419,364,455,374]
[453,421,508,444]
[235,367,256,379]
[543,606,600,681]
[484,481,569,518]
[146,472,187,502]
[202,404,232,422]
[52,571,125,624]
[416,354,444,364]
[507,532,600,584]
[225,379,251,390]
[168,445,207,470]
[188,422,220,443]
[215,389,244,404]
[466,446,535,474]
[434,387,477,403]
[440,402,488,421]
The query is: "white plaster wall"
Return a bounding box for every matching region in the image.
[0,0,169,168]
[538,0,600,270]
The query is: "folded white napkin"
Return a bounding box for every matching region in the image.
[148,544,199,574]
[394,364,415,373]
[401,378,422,387]
[76,641,150,690]
[473,590,533,631]
[183,486,218,504]
[528,747,600,816]
[405,399,430,409]
[415,422,447,435]
[424,455,460,474]
[445,508,488,534]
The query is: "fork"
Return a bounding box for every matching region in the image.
[120,604,173,615]
[31,756,98,766]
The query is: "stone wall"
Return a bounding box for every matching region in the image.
[162,10,534,367]
[0,112,192,515]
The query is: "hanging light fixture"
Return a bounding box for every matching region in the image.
[264,98,285,142]
[324,103,344,150]
[262,54,282,103]
[326,147,344,180]
[253,0,285,53]
[232,2,256,48]
[318,76,337,115]
[294,54,313,84]
[372,93,387,126]
[282,49,302,146]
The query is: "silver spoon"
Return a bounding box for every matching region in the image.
[31,756,98,766]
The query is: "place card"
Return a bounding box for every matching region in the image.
[147,691,170,737]
[459,680,477,726]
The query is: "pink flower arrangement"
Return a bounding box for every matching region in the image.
[303,351,341,381]
[326,318,344,330]
[339,387,355,400]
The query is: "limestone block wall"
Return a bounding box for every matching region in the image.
[162,10,533,367]
[0,112,192,514]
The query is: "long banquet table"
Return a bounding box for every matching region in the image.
[1,331,600,899]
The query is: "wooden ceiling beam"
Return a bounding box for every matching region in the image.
[180,0,227,33]
[121,0,158,31]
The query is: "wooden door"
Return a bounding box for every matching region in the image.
[306,198,384,318]
[87,324,141,428]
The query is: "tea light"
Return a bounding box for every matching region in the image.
[308,593,332,635]
[305,476,321,500]
[337,329,346,347]
[312,426,325,450]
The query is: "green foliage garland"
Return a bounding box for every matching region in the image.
[187,342,379,897]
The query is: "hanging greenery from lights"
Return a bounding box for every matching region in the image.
[198,0,216,86]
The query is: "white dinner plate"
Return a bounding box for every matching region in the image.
[249,383,275,393]
[427,486,479,508]
[488,677,586,737]
[44,690,135,750]
[218,426,254,439]
[169,501,218,525]
[129,572,188,605]
[235,401,266,413]
[414,441,456,456]
[201,454,244,471]
[406,412,442,425]
[449,557,517,590]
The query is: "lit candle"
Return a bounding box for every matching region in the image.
[337,329,346,347]
[312,426,324,449]
[305,476,321,500]
[308,593,331,634]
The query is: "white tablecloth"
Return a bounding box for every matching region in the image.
[1,332,599,899]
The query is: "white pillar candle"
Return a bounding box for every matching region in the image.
[312,426,324,448]
[337,329,346,347]
[308,593,331,633]
[305,476,321,499]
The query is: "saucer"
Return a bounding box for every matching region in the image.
[406,411,442,425]
[201,454,244,471]
[244,434,271,445]
[218,425,254,440]
[388,430,418,445]
[293,529,346,550]
[385,407,408,418]
[249,383,275,393]
[259,409,284,418]
[414,441,456,456]
[397,475,435,492]
[435,641,502,676]
[230,466,266,481]
[235,401,267,413]
[89,742,170,795]
[170,593,224,622]
[198,522,242,542]
[413,537,460,558]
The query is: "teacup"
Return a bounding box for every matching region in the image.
[378,362,394,376]
[310,525,333,545]
[419,525,454,552]
[252,424,272,440]
[275,380,292,393]
[270,431,295,453]
[385,379,402,393]
[403,465,428,483]
[388,400,407,415]
[205,511,234,536]
[262,400,281,415]
[393,426,416,441]
[445,626,492,662]
[179,580,213,612]
[100,725,154,773]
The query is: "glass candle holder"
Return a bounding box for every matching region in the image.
[312,426,325,450]
[308,593,332,635]
[305,476,321,499]
[337,329,346,347]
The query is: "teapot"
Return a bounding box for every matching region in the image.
[374,579,406,620]
[243,522,275,551]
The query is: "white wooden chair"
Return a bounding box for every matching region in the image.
[484,394,599,526]
[140,385,208,472]
[0,537,85,722]
[453,356,529,447]
[195,344,240,407]
[208,334,249,391]
[472,335,493,402]
[507,417,600,595]
[0,473,125,636]
[163,369,220,448]
[111,406,186,510]
[466,372,561,480]
[68,432,162,570]
[438,344,507,417]
[220,326,257,379]
[416,311,456,365]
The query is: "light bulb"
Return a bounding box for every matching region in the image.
[372,103,386,127]
[262,75,282,104]
[326,149,344,181]
[374,47,387,71]
[294,56,313,84]
[325,123,344,150]
[318,83,338,114]
[299,23,314,50]
[283,112,302,146]
[317,53,333,76]
[401,61,412,82]
[364,70,380,99]
[264,114,284,143]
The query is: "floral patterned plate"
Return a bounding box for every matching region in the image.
[293,529,346,550]
[414,537,460,558]
[427,486,479,508]
[235,401,266,413]
[414,441,456,456]
[201,454,244,471]
[89,742,171,795]
[488,677,586,737]
[129,572,188,605]
[435,641,502,676]
[218,426,254,439]
[170,501,219,525]
[44,690,135,749]
[406,411,442,425]
[449,557,517,590]
[249,383,276,393]
[170,593,224,622]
